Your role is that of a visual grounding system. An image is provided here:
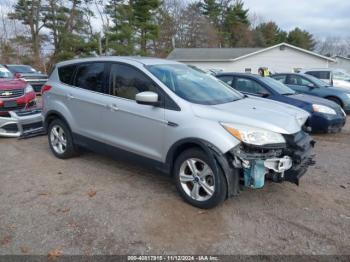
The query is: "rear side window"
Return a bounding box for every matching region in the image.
[74,63,105,93]
[217,75,234,86]
[233,77,267,94]
[58,64,77,85]
[306,71,330,79]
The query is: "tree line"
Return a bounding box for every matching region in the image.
[0,0,345,72]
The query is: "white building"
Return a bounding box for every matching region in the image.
[330,56,350,73]
[167,42,336,74]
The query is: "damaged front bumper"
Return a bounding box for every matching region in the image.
[0,108,43,138]
[230,131,315,189]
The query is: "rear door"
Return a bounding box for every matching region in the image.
[98,63,166,161]
[64,62,109,141]
[231,77,270,97]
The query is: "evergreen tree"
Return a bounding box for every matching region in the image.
[105,0,135,55]
[223,0,251,47]
[287,27,315,50]
[132,0,161,55]
[254,21,287,47]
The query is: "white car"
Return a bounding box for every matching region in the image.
[299,68,350,91]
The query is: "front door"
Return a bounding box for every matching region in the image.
[99,63,166,162]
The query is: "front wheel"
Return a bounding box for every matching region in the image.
[173,149,227,209]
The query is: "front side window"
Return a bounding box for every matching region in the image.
[75,63,105,93]
[233,77,267,95]
[109,63,159,100]
[146,64,243,105]
[288,75,314,87]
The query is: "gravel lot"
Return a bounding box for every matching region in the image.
[0,117,349,256]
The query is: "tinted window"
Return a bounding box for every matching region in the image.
[75,63,105,93]
[147,64,243,105]
[306,71,330,79]
[58,64,77,85]
[217,75,234,86]
[109,63,158,100]
[233,77,267,94]
[272,75,287,83]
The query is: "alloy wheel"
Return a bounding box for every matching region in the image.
[50,125,67,154]
[179,158,215,202]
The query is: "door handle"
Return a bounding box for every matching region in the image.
[106,104,119,112]
[66,94,74,100]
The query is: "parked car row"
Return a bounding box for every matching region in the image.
[1,57,349,208]
[0,65,43,137]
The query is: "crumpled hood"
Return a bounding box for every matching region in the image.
[192,96,310,135]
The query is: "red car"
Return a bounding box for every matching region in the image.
[0,66,36,116]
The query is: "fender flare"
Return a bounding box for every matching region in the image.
[166,138,240,197]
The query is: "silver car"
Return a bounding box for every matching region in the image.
[42,57,314,208]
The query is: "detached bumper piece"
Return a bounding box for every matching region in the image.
[0,108,44,138]
[283,131,316,185]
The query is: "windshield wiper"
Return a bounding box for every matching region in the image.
[282,93,295,96]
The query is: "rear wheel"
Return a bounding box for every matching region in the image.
[48,119,77,159]
[173,148,227,209]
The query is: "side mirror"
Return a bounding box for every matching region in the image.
[259,92,270,98]
[135,91,159,106]
[307,83,315,88]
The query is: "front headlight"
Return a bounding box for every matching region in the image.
[312,104,336,115]
[221,123,285,146]
[24,84,34,93]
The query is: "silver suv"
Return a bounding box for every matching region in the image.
[43,57,314,208]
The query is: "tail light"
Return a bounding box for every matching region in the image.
[41,85,52,95]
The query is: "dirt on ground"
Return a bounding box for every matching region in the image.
[0,117,349,256]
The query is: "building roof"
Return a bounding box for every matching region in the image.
[167,43,336,62]
[167,48,262,61]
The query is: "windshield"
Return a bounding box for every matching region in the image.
[303,74,329,87]
[333,70,350,81]
[262,77,296,95]
[8,65,36,74]
[146,64,244,105]
[0,67,13,79]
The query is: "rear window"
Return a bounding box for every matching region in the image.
[305,71,330,80]
[58,64,77,85]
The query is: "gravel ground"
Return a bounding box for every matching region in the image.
[0,117,349,256]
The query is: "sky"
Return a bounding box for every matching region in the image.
[1,0,350,39]
[243,0,350,38]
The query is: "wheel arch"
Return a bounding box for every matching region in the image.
[166,138,240,198]
[325,96,343,108]
[44,110,72,133]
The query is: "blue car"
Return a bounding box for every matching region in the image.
[271,73,350,113]
[216,73,346,133]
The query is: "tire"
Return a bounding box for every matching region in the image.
[326,97,343,108]
[173,148,227,209]
[48,119,77,159]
